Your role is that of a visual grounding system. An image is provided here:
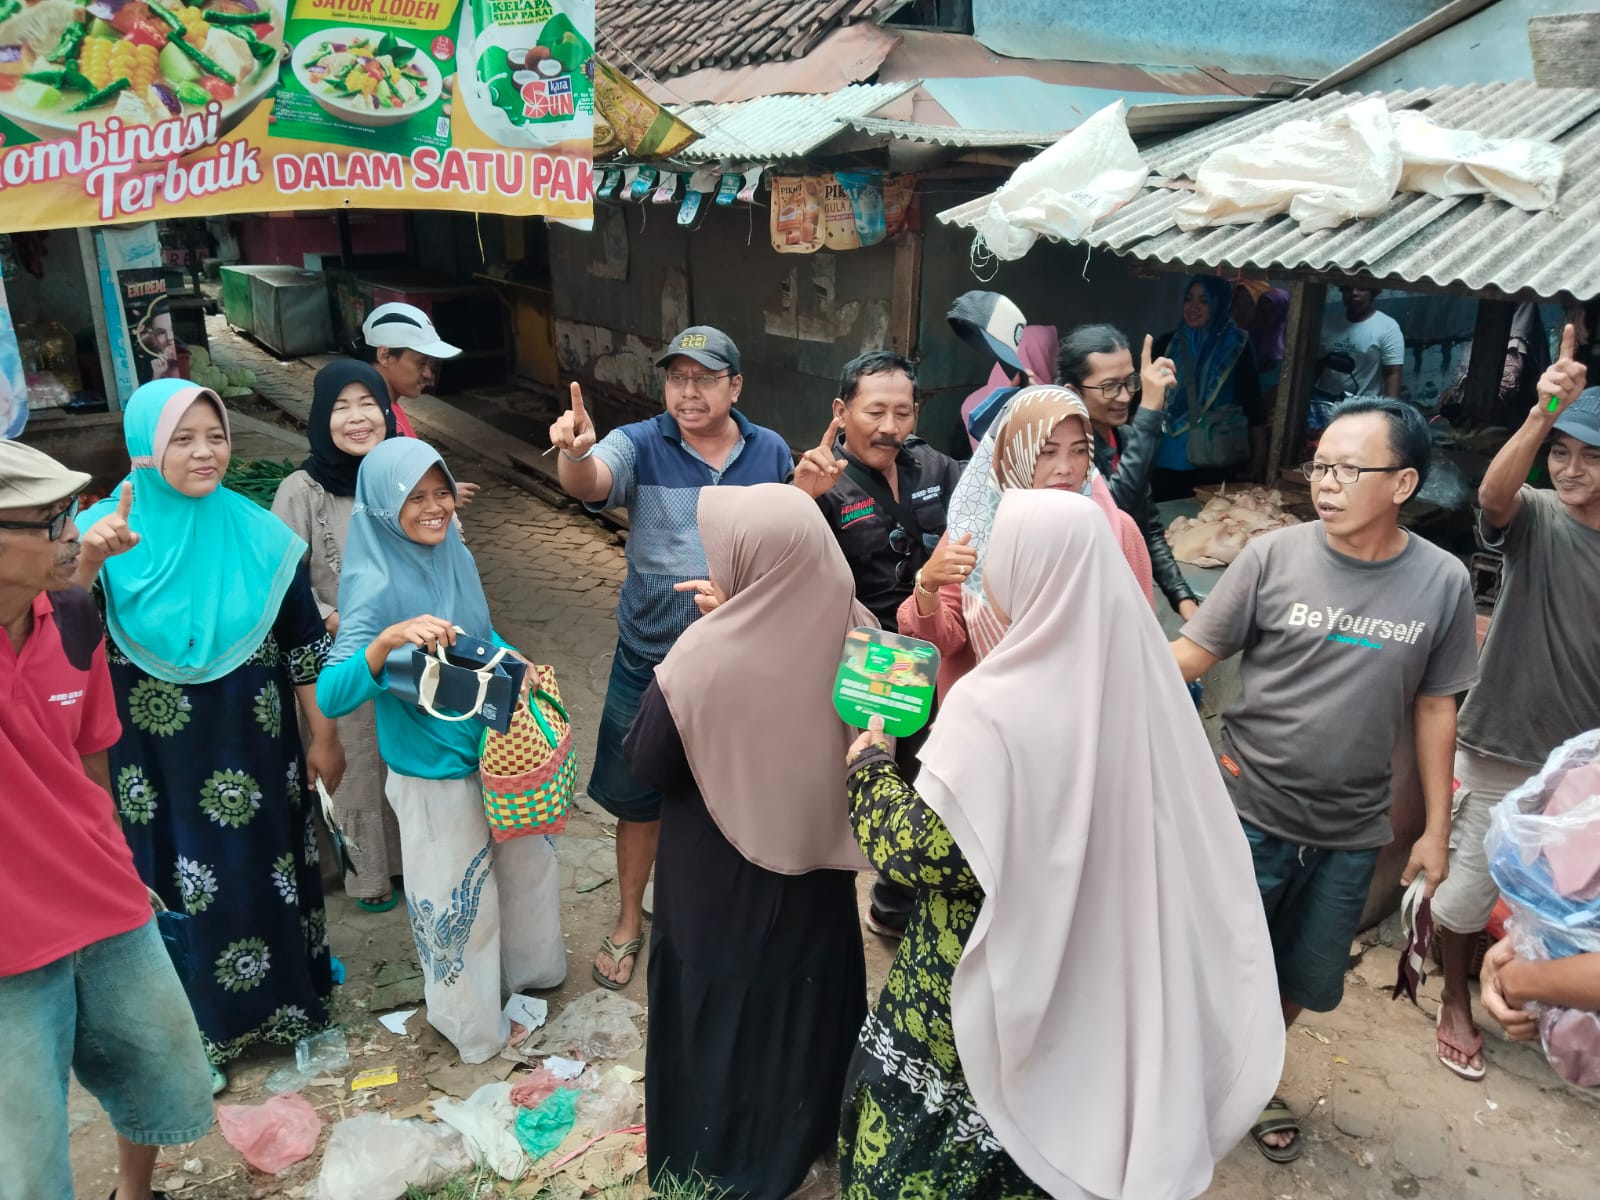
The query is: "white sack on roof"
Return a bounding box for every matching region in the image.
[953,102,1149,261]
[1175,96,1564,233]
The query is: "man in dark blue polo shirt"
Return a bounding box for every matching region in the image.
[549,326,793,990]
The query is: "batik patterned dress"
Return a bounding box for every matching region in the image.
[103,564,334,1064]
[840,752,1046,1199]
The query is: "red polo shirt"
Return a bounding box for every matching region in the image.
[0,587,150,977]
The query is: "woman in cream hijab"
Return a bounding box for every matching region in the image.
[842,488,1283,1198]
[625,483,872,1199]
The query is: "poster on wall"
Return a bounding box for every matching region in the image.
[0,0,594,233]
[93,223,164,404]
[0,273,28,438]
[778,172,917,253]
[118,270,179,383]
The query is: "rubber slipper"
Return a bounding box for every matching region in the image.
[1435,1007,1487,1080]
[358,892,399,913]
[1249,1096,1303,1163]
[208,1061,227,1096]
[591,936,643,991]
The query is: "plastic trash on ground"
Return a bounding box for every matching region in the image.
[432,1081,527,1181]
[510,1066,569,1109]
[514,1087,579,1160]
[1486,730,1600,1088]
[315,1113,470,1200]
[574,1066,643,1135]
[527,988,644,1061]
[216,1093,322,1174]
[296,1028,351,1074]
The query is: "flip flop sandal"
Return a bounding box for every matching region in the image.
[358,892,399,913]
[1435,1007,1487,1080]
[208,1060,227,1096]
[591,936,643,991]
[1250,1096,1303,1163]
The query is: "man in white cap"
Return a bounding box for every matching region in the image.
[0,441,213,1200]
[360,302,479,503]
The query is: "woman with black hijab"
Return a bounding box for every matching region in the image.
[273,361,403,909]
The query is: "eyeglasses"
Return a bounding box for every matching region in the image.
[1082,374,1140,401]
[1300,461,1405,485]
[888,525,913,584]
[665,371,730,389]
[0,499,78,541]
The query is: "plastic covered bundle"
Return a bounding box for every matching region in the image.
[1485,730,1600,1087]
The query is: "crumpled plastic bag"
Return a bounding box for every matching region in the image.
[526,988,644,1061]
[216,1093,322,1174]
[315,1114,471,1200]
[1486,730,1600,1088]
[948,101,1148,261]
[432,1081,526,1181]
[510,1066,569,1109]
[1176,95,1564,233]
[574,1068,642,1136]
[513,1087,579,1159]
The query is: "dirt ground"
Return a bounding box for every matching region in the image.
[63,330,1598,1199]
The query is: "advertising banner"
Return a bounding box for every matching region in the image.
[0,0,594,232]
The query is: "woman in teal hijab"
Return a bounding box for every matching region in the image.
[320,438,566,1064]
[81,379,346,1093]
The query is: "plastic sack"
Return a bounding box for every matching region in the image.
[216,1093,322,1174]
[526,988,644,1061]
[315,1114,471,1200]
[954,101,1148,262]
[432,1081,526,1181]
[1394,109,1564,210]
[513,1087,579,1159]
[1485,730,1600,1088]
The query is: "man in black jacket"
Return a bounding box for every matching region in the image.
[1058,324,1199,619]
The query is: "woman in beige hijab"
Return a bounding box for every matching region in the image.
[842,488,1283,1199]
[623,483,872,1199]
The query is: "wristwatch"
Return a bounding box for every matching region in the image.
[913,569,935,600]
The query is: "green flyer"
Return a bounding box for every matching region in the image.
[833,628,940,738]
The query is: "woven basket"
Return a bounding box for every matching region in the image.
[480,665,577,842]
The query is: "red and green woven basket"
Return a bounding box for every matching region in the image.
[479,664,577,841]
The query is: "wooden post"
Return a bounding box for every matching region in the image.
[1463,299,1517,426]
[1266,280,1327,481]
[1530,13,1600,88]
[890,229,923,358]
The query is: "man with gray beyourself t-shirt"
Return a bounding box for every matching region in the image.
[1431,329,1599,1081]
[1172,396,1478,1164]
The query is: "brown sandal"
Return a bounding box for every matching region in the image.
[591,936,643,990]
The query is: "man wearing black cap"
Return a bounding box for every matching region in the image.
[549,325,794,991]
[947,290,1033,444]
[1432,327,1600,1081]
[0,442,213,1200]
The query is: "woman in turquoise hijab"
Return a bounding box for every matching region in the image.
[80,379,346,1093]
[1150,274,1266,501]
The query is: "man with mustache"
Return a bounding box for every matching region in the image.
[793,350,963,938]
[0,442,214,1200]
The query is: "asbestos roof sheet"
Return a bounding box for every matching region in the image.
[596,0,898,79]
[843,117,1064,148]
[943,81,1600,302]
[669,81,919,161]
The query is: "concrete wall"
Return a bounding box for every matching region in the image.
[548,201,897,448]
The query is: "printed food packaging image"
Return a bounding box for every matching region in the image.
[771,175,824,253]
[273,0,452,153]
[459,0,592,149]
[0,0,285,140]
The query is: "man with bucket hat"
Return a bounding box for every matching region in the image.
[549,326,793,990]
[1432,325,1600,1081]
[0,441,213,1200]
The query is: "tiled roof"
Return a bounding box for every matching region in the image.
[596,0,900,79]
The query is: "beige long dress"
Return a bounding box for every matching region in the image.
[272,470,403,898]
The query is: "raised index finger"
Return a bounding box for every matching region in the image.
[819,415,843,451]
[1141,333,1153,371]
[569,381,588,423]
[115,481,133,519]
[1559,322,1576,363]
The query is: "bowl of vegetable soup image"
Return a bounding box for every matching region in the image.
[289,26,440,128]
[0,0,283,139]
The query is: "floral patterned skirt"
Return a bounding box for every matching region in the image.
[838,1011,1045,1200]
[110,655,333,1064]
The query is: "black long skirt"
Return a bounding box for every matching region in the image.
[625,681,867,1200]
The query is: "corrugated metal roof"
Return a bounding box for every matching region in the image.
[669,81,919,161]
[942,82,1600,302]
[843,117,1064,148]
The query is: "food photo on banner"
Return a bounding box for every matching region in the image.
[0,0,594,230]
